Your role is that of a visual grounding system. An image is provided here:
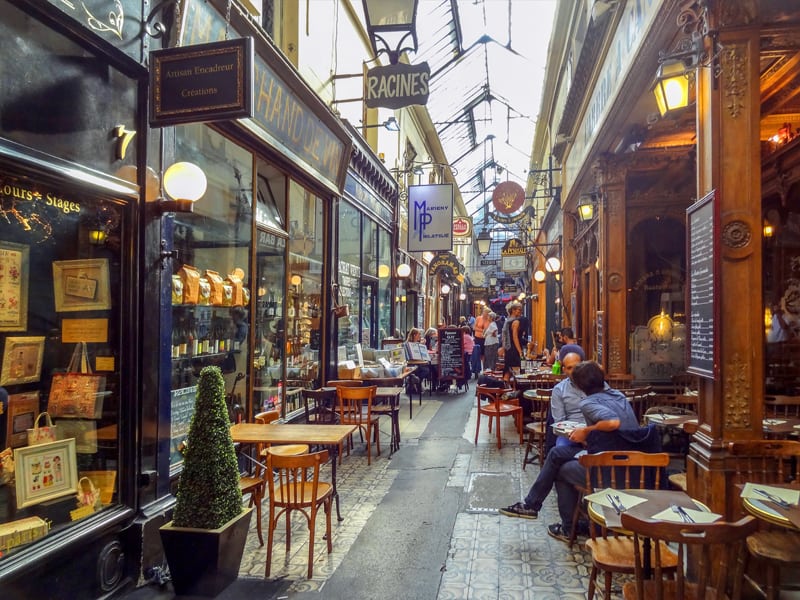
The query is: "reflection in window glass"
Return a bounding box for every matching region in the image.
[337,202,361,356]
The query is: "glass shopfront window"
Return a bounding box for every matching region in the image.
[0,164,130,557]
[337,201,362,356]
[377,228,392,341]
[169,125,252,469]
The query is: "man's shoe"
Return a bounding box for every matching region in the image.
[547,523,570,542]
[498,502,538,519]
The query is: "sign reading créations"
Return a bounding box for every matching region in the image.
[366,62,430,109]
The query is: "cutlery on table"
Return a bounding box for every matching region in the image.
[754,488,792,509]
[614,494,626,512]
[670,504,695,523]
[606,493,621,515]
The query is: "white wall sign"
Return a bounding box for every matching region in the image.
[407,184,454,252]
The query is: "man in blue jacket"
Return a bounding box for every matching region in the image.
[499,361,643,542]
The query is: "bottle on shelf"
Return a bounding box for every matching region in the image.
[178,319,188,357]
[188,322,198,357]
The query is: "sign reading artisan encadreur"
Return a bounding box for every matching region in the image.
[150,37,254,127]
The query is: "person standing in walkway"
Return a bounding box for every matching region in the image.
[499,361,639,542]
[461,324,475,382]
[500,301,524,373]
[472,306,492,374]
[482,312,500,372]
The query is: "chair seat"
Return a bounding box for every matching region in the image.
[587,536,679,571]
[273,481,333,504]
[239,475,263,493]
[264,444,310,457]
[747,530,800,564]
[485,402,521,416]
[668,472,687,491]
[525,421,546,433]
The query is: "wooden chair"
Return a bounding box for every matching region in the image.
[265,449,333,579]
[620,386,654,423]
[336,385,380,465]
[522,388,551,469]
[620,512,758,600]
[670,372,699,395]
[255,410,309,457]
[764,394,800,418]
[474,384,523,449]
[300,389,337,424]
[578,451,675,599]
[727,440,800,600]
[239,459,268,546]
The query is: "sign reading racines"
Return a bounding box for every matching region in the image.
[366,62,430,109]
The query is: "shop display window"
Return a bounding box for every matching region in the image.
[0,166,128,557]
[169,125,252,469]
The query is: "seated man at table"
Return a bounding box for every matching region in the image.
[545,352,586,452]
[499,361,640,541]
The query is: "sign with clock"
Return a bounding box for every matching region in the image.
[501,238,527,273]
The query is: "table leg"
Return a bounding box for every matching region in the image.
[330,443,344,521]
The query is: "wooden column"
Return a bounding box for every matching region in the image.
[597,158,628,374]
[687,4,763,518]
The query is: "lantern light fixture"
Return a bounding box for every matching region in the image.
[396,262,411,278]
[361,0,419,65]
[476,228,492,255]
[577,193,597,222]
[440,283,451,295]
[533,270,546,283]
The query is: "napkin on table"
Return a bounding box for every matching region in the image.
[740,482,800,506]
[651,506,722,523]
[584,488,648,510]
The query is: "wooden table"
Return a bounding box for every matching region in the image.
[762,417,800,439]
[740,483,800,530]
[230,423,356,521]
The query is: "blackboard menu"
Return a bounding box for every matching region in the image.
[437,327,465,381]
[170,385,197,468]
[686,190,717,378]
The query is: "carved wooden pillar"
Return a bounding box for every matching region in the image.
[687,2,763,518]
[596,157,627,374]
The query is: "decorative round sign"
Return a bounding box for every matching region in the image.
[491,181,525,215]
[453,217,472,237]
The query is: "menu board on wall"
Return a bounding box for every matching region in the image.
[170,386,197,469]
[437,327,464,381]
[686,190,718,378]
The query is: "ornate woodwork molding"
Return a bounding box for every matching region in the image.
[721,43,747,119]
[608,336,622,373]
[724,352,751,429]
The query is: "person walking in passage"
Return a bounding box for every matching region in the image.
[482,312,500,372]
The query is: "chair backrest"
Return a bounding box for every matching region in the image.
[476,384,510,405]
[726,440,800,485]
[366,376,403,387]
[654,393,699,412]
[255,410,280,424]
[764,395,800,418]
[266,449,329,508]
[606,373,635,388]
[621,386,655,421]
[525,374,563,389]
[527,390,552,432]
[327,379,365,387]
[620,513,758,600]
[579,450,670,491]
[337,385,376,425]
[671,372,699,395]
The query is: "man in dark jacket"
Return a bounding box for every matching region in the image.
[499,361,645,542]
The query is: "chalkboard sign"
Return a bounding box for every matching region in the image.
[686,190,718,378]
[437,327,465,381]
[170,385,197,468]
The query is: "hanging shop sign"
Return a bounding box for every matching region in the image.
[452,216,472,246]
[407,184,453,252]
[501,238,528,274]
[428,251,461,278]
[150,37,254,127]
[491,181,525,215]
[365,62,430,109]
[490,204,534,224]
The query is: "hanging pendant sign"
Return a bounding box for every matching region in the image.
[150,37,254,127]
[365,62,430,109]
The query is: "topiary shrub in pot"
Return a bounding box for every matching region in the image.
[160,365,252,597]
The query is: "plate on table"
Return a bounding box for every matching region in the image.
[552,420,583,436]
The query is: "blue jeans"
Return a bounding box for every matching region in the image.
[523,444,582,511]
[555,460,587,530]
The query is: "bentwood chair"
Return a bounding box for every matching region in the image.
[522,388,551,469]
[265,449,333,579]
[579,451,675,599]
[336,385,380,465]
[764,394,800,418]
[620,512,758,600]
[475,384,523,450]
[728,440,800,600]
[255,410,309,456]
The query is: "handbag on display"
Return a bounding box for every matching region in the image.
[27,412,58,446]
[331,283,349,319]
[48,343,106,419]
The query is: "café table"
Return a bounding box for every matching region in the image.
[230,422,356,521]
[586,488,717,577]
[739,482,800,530]
[762,417,800,439]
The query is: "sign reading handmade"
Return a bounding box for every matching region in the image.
[407,184,454,252]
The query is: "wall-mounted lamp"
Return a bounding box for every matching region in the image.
[577,193,596,222]
[362,0,419,65]
[652,30,721,118]
[459,292,466,301]
[476,228,493,255]
[158,162,207,213]
[489,276,497,287]
[290,273,302,286]
[396,262,411,278]
[401,295,407,302]
[764,222,774,238]
[518,292,526,300]
[545,257,561,273]
[362,116,400,132]
[378,264,391,278]
[440,283,451,295]
[648,310,674,342]
[88,227,107,245]
[533,270,546,283]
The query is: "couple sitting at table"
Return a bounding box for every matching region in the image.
[500,360,661,542]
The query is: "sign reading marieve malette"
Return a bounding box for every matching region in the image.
[366,62,430,109]
[150,38,254,127]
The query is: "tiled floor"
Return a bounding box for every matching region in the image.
[235,390,598,599]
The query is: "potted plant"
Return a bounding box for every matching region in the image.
[160,366,252,597]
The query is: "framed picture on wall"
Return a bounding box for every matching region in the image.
[0,336,45,386]
[0,240,29,332]
[52,259,111,312]
[14,438,78,508]
[6,391,39,448]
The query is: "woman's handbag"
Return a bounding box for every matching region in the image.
[27,412,58,446]
[331,283,349,319]
[48,343,106,419]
